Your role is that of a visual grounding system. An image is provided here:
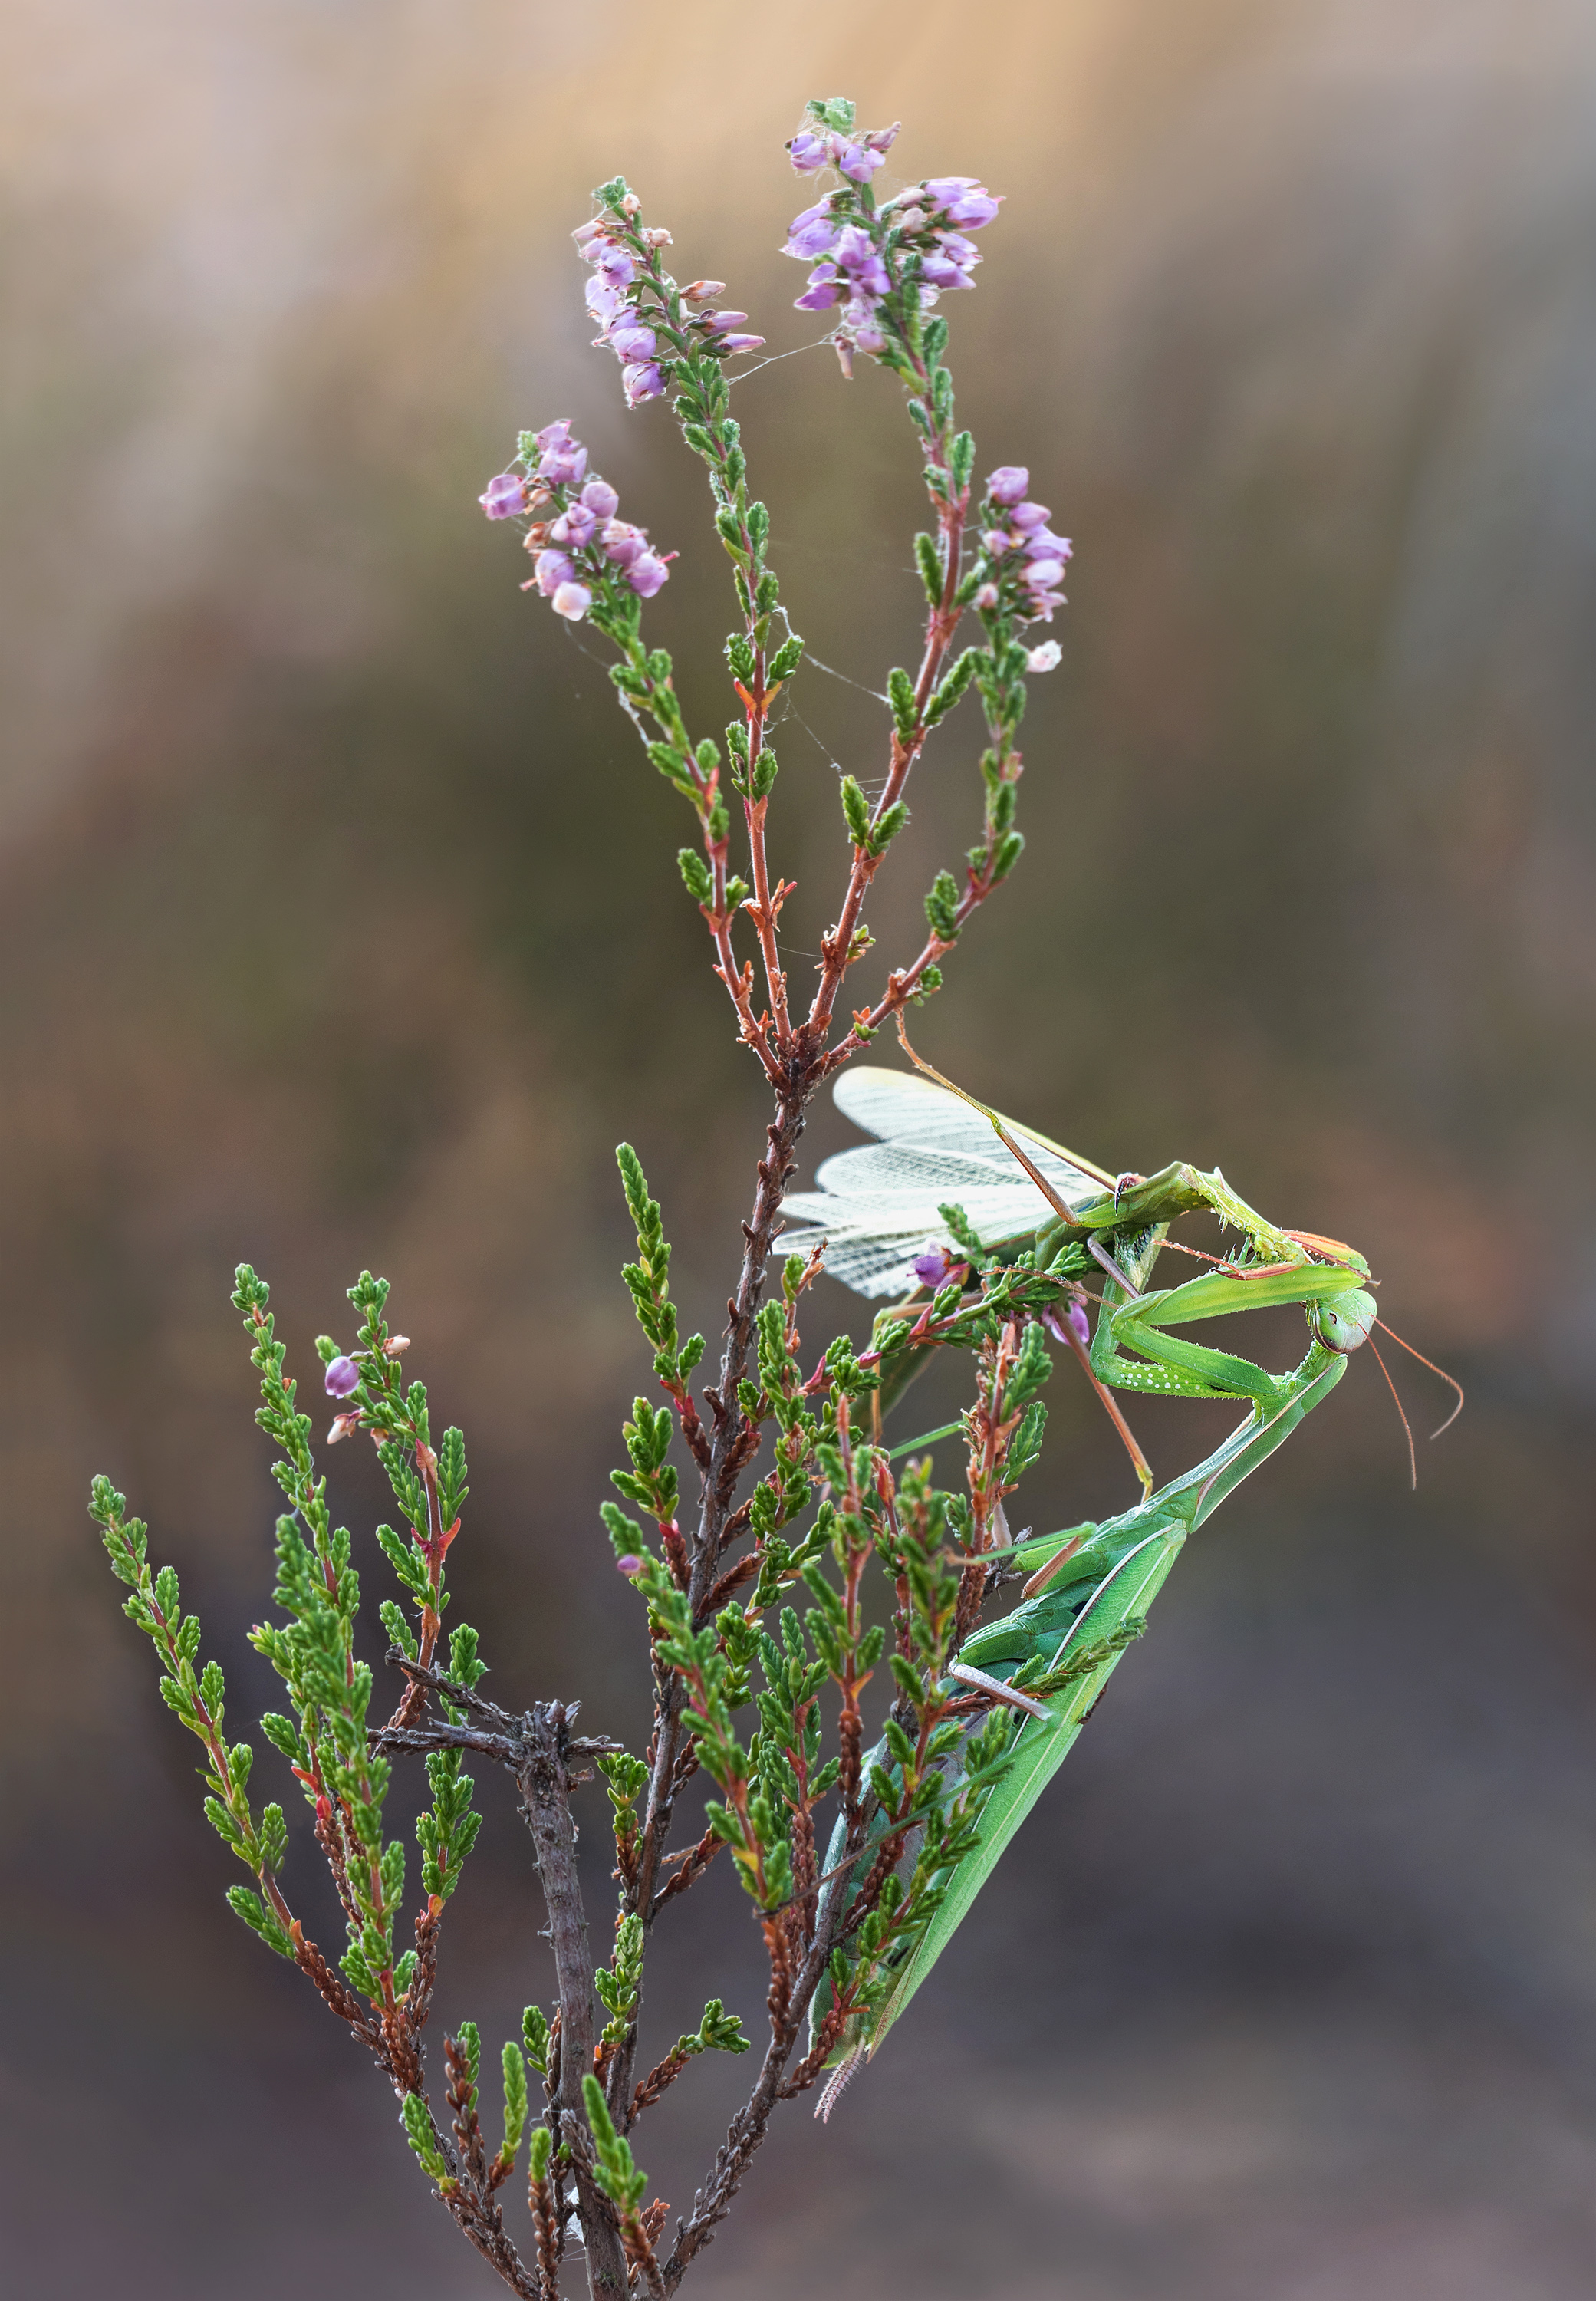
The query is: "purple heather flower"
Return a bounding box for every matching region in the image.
[593,242,635,286]
[1009,499,1051,532]
[1025,558,1070,591]
[911,1244,964,1289]
[716,332,766,354]
[479,471,525,520]
[623,360,665,407]
[982,528,1014,555]
[538,443,588,484]
[581,478,619,520]
[986,466,1029,504]
[864,122,902,154]
[531,419,576,451]
[851,322,886,354]
[1023,528,1072,561]
[920,251,976,291]
[609,321,658,364]
[924,179,1003,229]
[934,230,982,269]
[551,580,591,620]
[974,581,1000,608]
[702,309,750,329]
[585,276,626,322]
[601,519,645,565]
[1042,1301,1091,1351]
[627,551,670,597]
[831,225,890,298]
[837,141,884,183]
[795,270,843,311]
[550,503,598,548]
[324,1354,360,1398]
[785,202,841,259]
[533,548,578,595]
[1026,640,1062,672]
[788,130,829,172]
[616,1552,644,1577]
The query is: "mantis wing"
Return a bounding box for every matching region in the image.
[780,1067,1105,1298]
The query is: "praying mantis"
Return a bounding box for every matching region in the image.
[785,1056,1452,2082]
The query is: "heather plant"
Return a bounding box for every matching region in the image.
[93,100,1410,2300]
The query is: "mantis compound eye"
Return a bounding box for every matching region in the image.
[1311,1289,1377,1352]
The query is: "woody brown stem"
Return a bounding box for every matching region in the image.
[516,1703,632,2301]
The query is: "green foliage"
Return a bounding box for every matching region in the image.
[839,775,873,849]
[599,1748,650,1875]
[495,2041,528,2179]
[676,1999,749,2059]
[402,2092,453,2191]
[417,1745,481,1904]
[595,1911,646,2043]
[768,633,804,683]
[522,2004,552,2077]
[887,666,918,741]
[90,1472,288,1949]
[582,2074,648,2214]
[616,1145,704,1393]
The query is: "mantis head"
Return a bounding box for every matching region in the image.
[1310,1288,1377,1352]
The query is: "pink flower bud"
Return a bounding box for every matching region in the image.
[549,503,598,547]
[1042,1302,1091,1351]
[609,322,657,364]
[533,548,577,595]
[837,142,884,183]
[986,466,1029,505]
[683,279,727,301]
[324,1355,360,1397]
[551,580,592,621]
[911,1245,966,1289]
[627,552,670,597]
[1026,641,1062,673]
[623,360,665,407]
[581,479,620,520]
[616,1554,643,1577]
[479,472,525,520]
[601,519,645,566]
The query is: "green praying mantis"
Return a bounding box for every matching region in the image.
[785,1052,1456,2094]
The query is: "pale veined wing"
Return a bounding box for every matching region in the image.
[778,1066,1111,1299]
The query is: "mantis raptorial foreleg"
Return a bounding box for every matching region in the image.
[809,1341,1350,2069]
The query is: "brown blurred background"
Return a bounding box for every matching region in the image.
[5,2,1596,2294]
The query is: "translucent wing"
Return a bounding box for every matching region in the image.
[834,1067,1108,1199]
[778,1065,1107,1300]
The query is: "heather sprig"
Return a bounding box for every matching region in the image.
[91,1475,292,1954]
[89,99,1213,2301]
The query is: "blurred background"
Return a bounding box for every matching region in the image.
[5,2,1595,2294]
